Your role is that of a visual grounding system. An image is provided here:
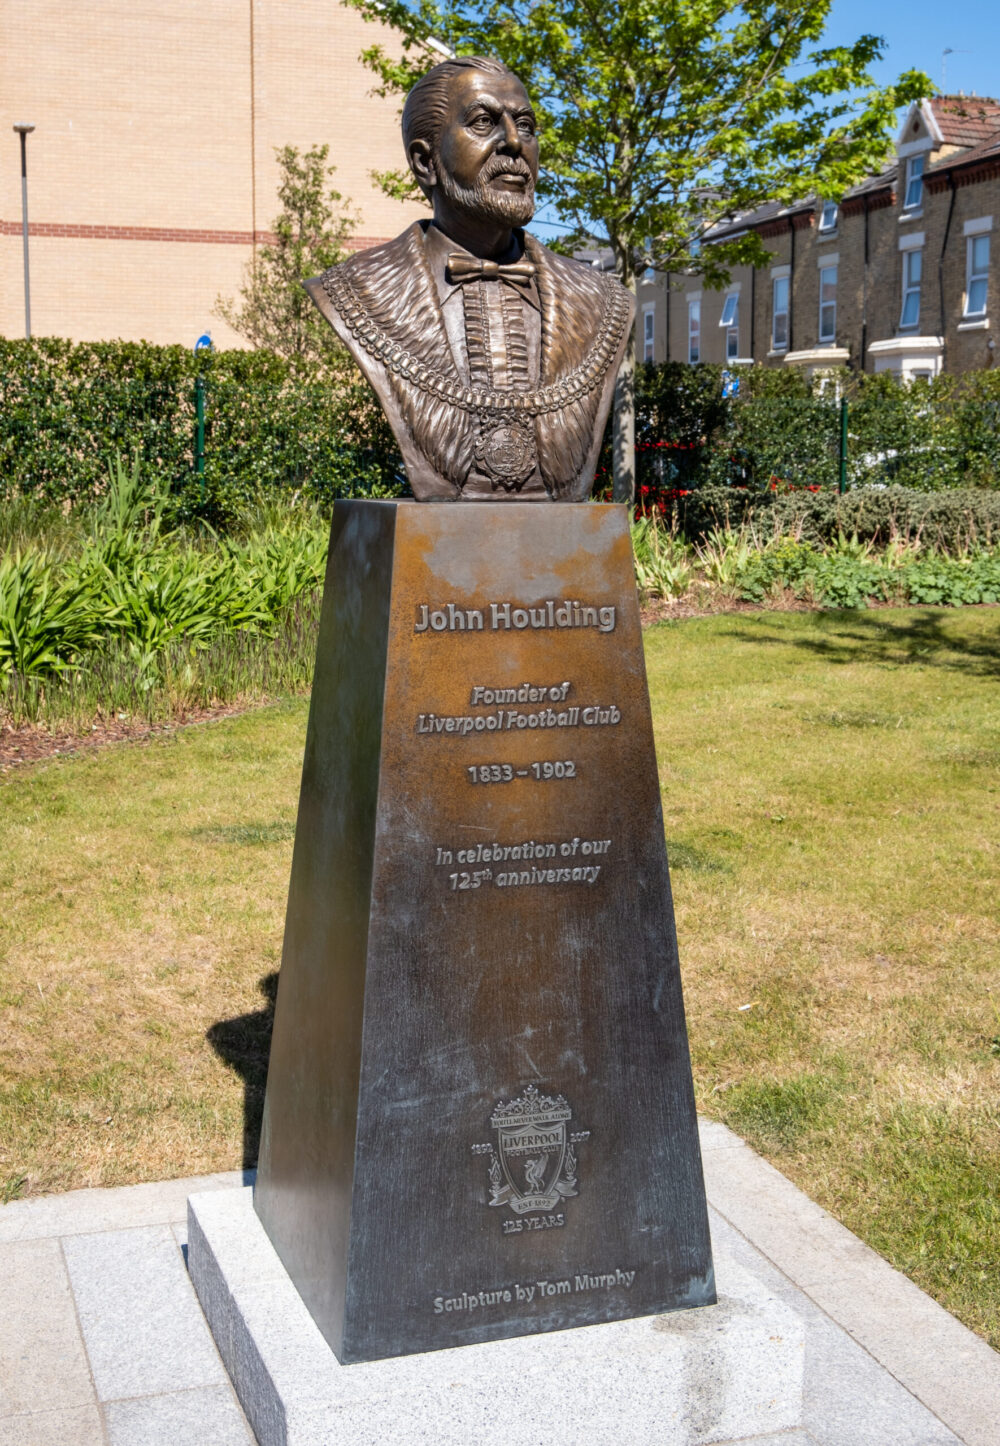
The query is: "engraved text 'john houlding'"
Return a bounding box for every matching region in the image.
[414,600,617,633]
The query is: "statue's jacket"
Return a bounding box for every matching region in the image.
[305,222,634,500]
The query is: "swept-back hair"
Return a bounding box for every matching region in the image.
[402,56,516,190]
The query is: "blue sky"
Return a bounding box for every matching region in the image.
[822,0,999,102]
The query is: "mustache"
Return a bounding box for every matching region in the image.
[480,155,534,185]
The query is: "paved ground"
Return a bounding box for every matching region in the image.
[2,1121,998,1446]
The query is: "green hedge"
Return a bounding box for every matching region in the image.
[673,484,1000,552]
[5,342,1000,520]
[0,338,403,522]
[626,363,1000,495]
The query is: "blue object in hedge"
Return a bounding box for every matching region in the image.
[721,369,740,398]
[194,334,213,354]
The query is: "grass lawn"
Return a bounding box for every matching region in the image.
[1,606,997,1346]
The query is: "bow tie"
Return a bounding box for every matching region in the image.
[447,254,536,285]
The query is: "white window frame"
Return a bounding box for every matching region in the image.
[818,200,838,232]
[688,298,701,363]
[900,248,922,330]
[819,265,837,343]
[719,292,739,360]
[965,234,990,317]
[772,275,790,350]
[642,304,655,361]
[904,155,924,211]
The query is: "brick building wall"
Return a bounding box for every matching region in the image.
[0,1,425,345]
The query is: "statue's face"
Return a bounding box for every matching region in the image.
[433,69,538,228]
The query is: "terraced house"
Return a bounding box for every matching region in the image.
[642,96,1000,382]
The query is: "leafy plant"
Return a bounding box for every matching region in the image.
[0,338,403,521]
[632,515,693,598]
[215,144,357,367]
[0,471,331,698]
[696,527,756,592]
[0,551,104,679]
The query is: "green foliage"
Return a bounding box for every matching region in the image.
[215,144,357,365]
[0,551,104,679]
[630,365,1000,496]
[0,459,330,698]
[631,516,692,597]
[0,338,403,522]
[730,535,1000,608]
[673,484,1000,553]
[348,0,926,282]
[629,512,1000,608]
[696,527,755,590]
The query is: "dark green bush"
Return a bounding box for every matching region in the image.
[5,343,1000,519]
[626,364,1000,498]
[673,484,1000,553]
[0,338,402,523]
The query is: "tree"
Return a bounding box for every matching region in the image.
[217,144,357,367]
[344,0,928,500]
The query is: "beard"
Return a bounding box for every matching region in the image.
[436,152,536,228]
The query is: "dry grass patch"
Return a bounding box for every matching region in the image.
[0,702,304,1194]
[645,607,999,1346]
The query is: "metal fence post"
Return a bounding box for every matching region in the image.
[838,395,848,494]
[195,373,206,500]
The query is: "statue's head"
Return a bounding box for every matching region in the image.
[403,57,538,230]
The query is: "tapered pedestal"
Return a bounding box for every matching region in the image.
[254,500,714,1363]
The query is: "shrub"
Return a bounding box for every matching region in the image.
[0,338,403,522]
[673,485,1000,554]
[621,364,1000,503]
[0,458,330,688]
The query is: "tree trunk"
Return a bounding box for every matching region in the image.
[612,247,636,505]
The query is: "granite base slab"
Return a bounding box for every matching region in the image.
[188,1187,805,1446]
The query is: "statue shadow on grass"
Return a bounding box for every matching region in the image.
[722,607,1000,679]
[207,971,278,1171]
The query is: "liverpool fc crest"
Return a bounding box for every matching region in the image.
[473,1085,589,1223]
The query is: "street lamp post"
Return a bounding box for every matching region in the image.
[13,123,36,339]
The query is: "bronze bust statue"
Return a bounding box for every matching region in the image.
[305,57,633,501]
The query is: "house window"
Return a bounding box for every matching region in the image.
[900,248,922,329]
[904,155,924,210]
[819,265,837,342]
[772,276,789,350]
[819,201,838,232]
[688,299,701,362]
[643,306,655,361]
[966,234,990,316]
[719,292,739,359]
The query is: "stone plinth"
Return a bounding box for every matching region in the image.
[189,1187,805,1446]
